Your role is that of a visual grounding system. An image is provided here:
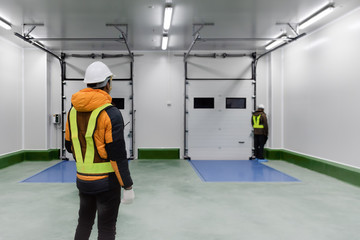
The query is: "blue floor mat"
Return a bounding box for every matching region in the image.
[21,161,76,183]
[190,160,300,182]
[22,160,300,183]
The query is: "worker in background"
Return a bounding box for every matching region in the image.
[251,104,268,162]
[65,61,134,240]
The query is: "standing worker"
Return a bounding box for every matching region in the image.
[251,104,268,161]
[65,61,134,240]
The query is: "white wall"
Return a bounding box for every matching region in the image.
[134,52,184,157]
[0,36,23,155]
[0,37,56,155]
[263,8,360,168]
[23,49,48,149]
[266,51,284,149]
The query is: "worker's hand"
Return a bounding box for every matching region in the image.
[121,188,135,204]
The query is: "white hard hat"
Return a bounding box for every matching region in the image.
[84,61,113,84]
[258,104,265,109]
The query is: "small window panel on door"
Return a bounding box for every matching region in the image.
[194,97,215,109]
[226,98,246,109]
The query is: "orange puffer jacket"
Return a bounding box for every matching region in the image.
[66,88,113,160]
[65,88,133,193]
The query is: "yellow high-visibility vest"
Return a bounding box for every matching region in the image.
[69,103,114,174]
[252,115,264,129]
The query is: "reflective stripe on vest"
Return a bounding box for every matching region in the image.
[69,103,114,174]
[252,115,264,129]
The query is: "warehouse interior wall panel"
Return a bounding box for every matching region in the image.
[262,7,360,168]
[23,49,48,150]
[0,37,23,155]
[133,52,184,158]
[267,51,284,149]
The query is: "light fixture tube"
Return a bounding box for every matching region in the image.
[163,6,173,31]
[0,17,12,30]
[161,35,169,50]
[299,5,335,30]
[265,35,287,50]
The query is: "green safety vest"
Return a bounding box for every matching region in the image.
[252,115,264,129]
[69,103,115,174]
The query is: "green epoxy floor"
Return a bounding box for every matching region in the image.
[1,159,360,240]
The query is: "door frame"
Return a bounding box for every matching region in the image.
[184,53,257,160]
[61,53,134,159]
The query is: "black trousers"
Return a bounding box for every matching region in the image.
[74,187,121,240]
[254,135,268,159]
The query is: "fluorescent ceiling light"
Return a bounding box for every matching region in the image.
[0,17,12,30]
[265,36,287,50]
[163,6,173,31]
[299,5,335,30]
[161,35,169,50]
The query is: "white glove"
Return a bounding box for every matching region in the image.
[121,188,135,204]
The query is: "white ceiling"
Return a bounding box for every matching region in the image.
[0,0,359,53]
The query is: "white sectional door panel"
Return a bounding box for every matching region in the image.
[187,80,253,160]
